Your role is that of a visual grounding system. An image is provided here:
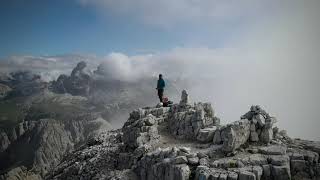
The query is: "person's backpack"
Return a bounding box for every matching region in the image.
[162,97,173,107]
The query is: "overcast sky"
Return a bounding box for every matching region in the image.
[0,0,319,140]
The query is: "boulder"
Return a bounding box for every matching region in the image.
[271,165,291,180]
[187,157,199,165]
[239,171,256,180]
[269,155,290,166]
[250,132,259,142]
[252,166,263,180]
[290,160,307,172]
[197,127,216,143]
[220,119,250,152]
[228,172,238,180]
[168,102,218,140]
[173,164,191,180]
[144,114,156,126]
[175,156,188,164]
[180,90,189,106]
[213,130,222,144]
[260,127,273,144]
[219,173,228,180]
[262,164,271,180]
[259,145,287,155]
[122,113,160,148]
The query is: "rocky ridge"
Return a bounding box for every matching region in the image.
[0,91,113,178]
[0,61,182,179]
[46,90,320,180]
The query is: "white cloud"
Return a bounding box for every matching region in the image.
[0,55,100,81]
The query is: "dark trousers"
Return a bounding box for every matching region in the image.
[157,89,164,102]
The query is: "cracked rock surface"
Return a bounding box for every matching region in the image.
[45,90,320,180]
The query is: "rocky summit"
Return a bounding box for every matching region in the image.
[39,90,320,180]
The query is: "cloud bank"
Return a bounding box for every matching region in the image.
[0,55,100,81]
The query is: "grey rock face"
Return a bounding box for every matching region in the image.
[220,119,251,152]
[179,90,189,106]
[168,98,219,140]
[175,156,188,164]
[45,96,320,180]
[213,129,222,144]
[250,132,259,142]
[3,71,47,98]
[241,105,277,145]
[0,132,10,152]
[187,156,199,165]
[239,171,256,180]
[196,126,216,143]
[51,61,91,96]
[0,83,12,99]
[0,166,41,180]
[0,92,113,179]
[260,127,273,143]
[137,147,191,180]
[47,130,128,180]
[259,145,287,155]
[271,165,291,180]
[122,107,170,149]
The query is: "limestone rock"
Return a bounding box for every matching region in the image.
[252,166,263,180]
[51,61,91,96]
[250,132,259,142]
[123,109,161,148]
[262,164,271,179]
[0,132,10,152]
[220,119,250,152]
[168,102,219,140]
[180,90,189,106]
[1,166,42,180]
[259,145,287,155]
[187,157,199,165]
[213,129,222,144]
[173,164,191,180]
[260,127,273,144]
[175,156,188,164]
[271,165,291,180]
[33,99,320,180]
[0,83,12,99]
[228,172,238,180]
[269,155,290,166]
[239,171,256,180]
[196,126,216,143]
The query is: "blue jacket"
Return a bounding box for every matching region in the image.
[157,78,165,89]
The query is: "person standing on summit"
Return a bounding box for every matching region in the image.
[156,74,165,103]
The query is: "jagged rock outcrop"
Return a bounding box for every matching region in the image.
[212,105,278,153]
[0,92,113,179]
[168,100,220,140]
[0,71,46,97]
[0,116,111,178]
[51,61,91,96]
[0,166,41,180]
[123,107,170,149]
[0,132,10,152]
[44,90,320,180]
[219,119,251,152]
[0,84,12,99]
